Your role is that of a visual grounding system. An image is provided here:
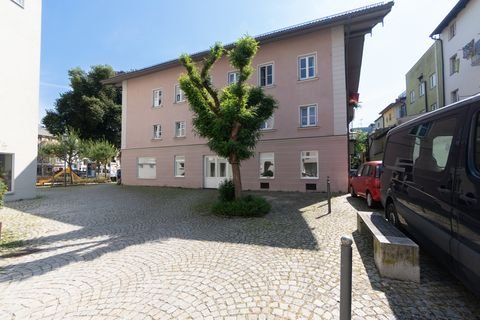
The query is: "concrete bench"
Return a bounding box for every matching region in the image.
[357,211,420,283]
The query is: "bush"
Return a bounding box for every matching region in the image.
[0,178,7,208]
[211,195,271,217]
[218,179,235,202]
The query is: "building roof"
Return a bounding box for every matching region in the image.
[430,0,469,36]
[103,2,393,87]
[38,125,53,137]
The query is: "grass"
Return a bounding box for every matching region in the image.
[0,229,26,252]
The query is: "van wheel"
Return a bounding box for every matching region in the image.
[366,192,374,208]
[386,201,399,227]
[350,185,357,197]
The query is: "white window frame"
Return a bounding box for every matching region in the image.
[419,82,425,97]
[258,62,274,87]
[410,90,416,104]
[153,88,163,107]
[227,71,240,85]
[259,152,275,179]
[137,157,156,179]
[431,103,438,111]
[450,54,459,75]
[260,116,274,130]
[429,73,437,89]
[174,155,185,177]
[298,53,316,81]
[153,124,162,139]
[175,121,186,137]
[451,89,459,103]
[174,84,185,103]
[449,22,456,40]
[300,151,318,179]
[299,105,317,127]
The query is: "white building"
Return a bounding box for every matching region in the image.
[0,0,42,200]
[431,0,480,104]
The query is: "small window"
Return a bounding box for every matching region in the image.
[138,157,156,179]
[431,103,437,111]
[175,84,185,103]
[419,82,425,97]
[259,152,274,178]
[153,89,163,107]
[174,156,185,177]
[361,165,372,177]
[228,71,239,85]
[298,54,316,80]
[451,89,459,103]
[410,90,416,104]
[449,22,456,40]
[175,121,186,137]
[153,124,162,139]
[430,73,437,89]
[0,153,14,192]
[259,63,274,87]
[301,151,318,178]
[450,55,459,75]
[260,116,274,130]
[300,105,317,127]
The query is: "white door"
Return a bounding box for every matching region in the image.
[204,156,232,188]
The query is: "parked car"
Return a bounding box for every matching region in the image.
[380,94,480,296]
[349,160,383,208]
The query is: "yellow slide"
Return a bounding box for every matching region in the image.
[37,167,81,185]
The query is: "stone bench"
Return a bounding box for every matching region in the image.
[357,211,420,283]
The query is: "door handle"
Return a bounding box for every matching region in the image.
[459,193,477,206]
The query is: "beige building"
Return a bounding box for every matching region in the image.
[0,0,42,200]
[105,3,393,192]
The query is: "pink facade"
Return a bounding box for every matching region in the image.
[106,4,394,192]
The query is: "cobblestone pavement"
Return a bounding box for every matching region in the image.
[0,185,479,319]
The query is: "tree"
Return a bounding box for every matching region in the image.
[351,131,369,168]
[179,36,277,199]
[82,140,118,178]
[42,65,121,147]
[39,129,82,184]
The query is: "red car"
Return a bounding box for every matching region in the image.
[350,160,383,208]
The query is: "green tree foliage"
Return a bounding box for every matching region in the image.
[82,140,118,178]
[179,36,277,199]
[39,129,83,184]
[42,65,121,147]
[351,131,369,168]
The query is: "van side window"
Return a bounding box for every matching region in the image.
[384,128,415,182]
[412,117,457,173]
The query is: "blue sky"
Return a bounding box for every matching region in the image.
[40,0,456,127]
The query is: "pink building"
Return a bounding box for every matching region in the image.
[104,3,393,192]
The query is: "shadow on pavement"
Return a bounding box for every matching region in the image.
[0,184,321,283]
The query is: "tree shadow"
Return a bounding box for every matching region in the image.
[0,184,321,283]
[350,201,480,318]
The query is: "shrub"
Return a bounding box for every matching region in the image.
[218,179,235,202]
[211,195,271,217]
[0,178,7,208]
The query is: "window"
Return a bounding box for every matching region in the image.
[137,157,156,179]
[174,156,185,177]
[449,22,456,40]
[451,89,459,103]
[419,82,425,97]
[473,114,480,171]
[298,54,316,80]
[175,121,186,137]
[228,71,239,85]
[153,124,162,139]
[450,54,459,75]
[299,105,317,127]
[10,0,24,8]
[431,103,437,111]
[301,151,318,178]
[153,89,163,107]
[175,84,185,103]
[259,152,274,178]
[0,153,14,192]
[259,63,273,87]
[410,90,416,104]
[260,116,274,130]
[361,165,372,177]
[430,73,437,89]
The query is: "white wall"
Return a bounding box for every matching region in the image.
[440,0,480,104]
[0,0,42,200]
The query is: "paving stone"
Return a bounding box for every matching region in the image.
[0,185,479,319]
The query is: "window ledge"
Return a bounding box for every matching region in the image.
[174,136,186,139]
[297,77,319,83]
[301,177,319,180]
[175,101,187,105]
[152,138,163,141]
[260,84,276,89]
[152,105,163,109]
[298,125,319,130]
[174,176,185,178]
[259,177,275,180]
[260,128,277,133]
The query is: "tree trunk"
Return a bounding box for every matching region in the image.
[229,154,242,200]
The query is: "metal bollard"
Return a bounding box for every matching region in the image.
[327,176,331,213]
[340,235,353,320]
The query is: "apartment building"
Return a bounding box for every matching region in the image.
[105,3,393,192]
[0,0,42,200]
